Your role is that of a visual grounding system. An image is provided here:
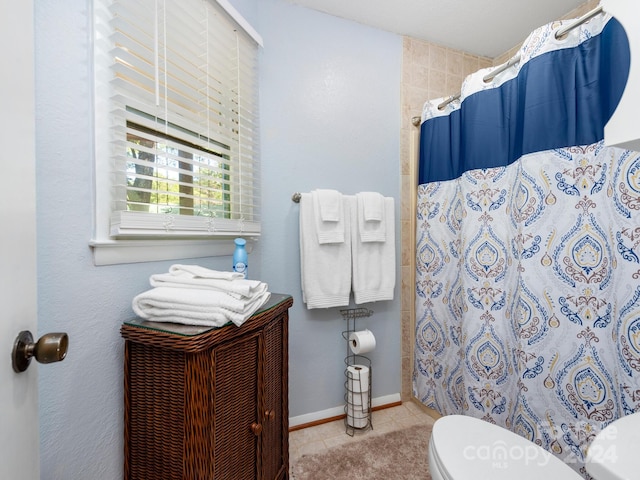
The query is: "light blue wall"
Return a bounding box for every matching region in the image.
[226,0,258,26]
[257,0,402,417]
[34,0,401,477]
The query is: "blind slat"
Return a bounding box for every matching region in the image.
[99,0,260,238]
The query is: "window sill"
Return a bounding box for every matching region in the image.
[89,238,254,266]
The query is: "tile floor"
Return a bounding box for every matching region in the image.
[289,401,436,464]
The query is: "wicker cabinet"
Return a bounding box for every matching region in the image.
[121,294,293,480]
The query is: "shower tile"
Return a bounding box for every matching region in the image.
[463,54,480,77]
[446,50,463,76]
[408,65,431,90]
[400,175,412,217]
[401,220,411,265]
[401,310,412,346]
[428,70,446,97]
[429,44,447,71]
[405,85,430,113]
[400,136,411,175]
[402,355,412,399]
[407,38,430,69]
[478,56,493,70]
[445,73,463,94]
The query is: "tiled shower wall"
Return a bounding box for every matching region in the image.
[399,41,491,401]
[399,0,599,403]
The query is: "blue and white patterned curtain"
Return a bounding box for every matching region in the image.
[414,12,635,477]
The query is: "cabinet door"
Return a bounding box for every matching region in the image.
[262,314,288,480]
[213,331,261,480]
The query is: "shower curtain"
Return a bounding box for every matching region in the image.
[414,12,635,477]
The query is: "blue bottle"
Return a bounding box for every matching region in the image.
[233,238,248,278]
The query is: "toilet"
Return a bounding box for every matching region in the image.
[585,410,640,480]
[428,415,583,479]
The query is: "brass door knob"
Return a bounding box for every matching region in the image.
[12,330,69,373]
[265,410,276,421]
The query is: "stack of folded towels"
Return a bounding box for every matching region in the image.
[132,264,271,327]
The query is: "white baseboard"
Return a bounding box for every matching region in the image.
[289,393,402,428]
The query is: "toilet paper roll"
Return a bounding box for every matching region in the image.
[348,389,369,407]
[347,403,369,429]
[347,364,370,392]
[349,329,376,355]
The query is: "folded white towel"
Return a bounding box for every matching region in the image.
[132,287,271,327]
[350,196,396,304]
[358,191,384,221]
[312,190,345,244]
[168,264,244,280]
[315,189,342,222]
[150,265,264,299]
[300,192,351,309]
[357,192,386,242]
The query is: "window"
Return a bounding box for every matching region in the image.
[91,0,262,265]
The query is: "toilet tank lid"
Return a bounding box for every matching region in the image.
[430,415,582,480]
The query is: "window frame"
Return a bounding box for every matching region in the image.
[90,0,262,266]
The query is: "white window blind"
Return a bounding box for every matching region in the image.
[94,0,261,241]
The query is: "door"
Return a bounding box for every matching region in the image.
[262,317,287,480]
[0,1,39,479]
[213,332,261,480]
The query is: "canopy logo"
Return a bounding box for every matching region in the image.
[462,440,552,469]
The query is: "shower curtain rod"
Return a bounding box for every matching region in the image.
[410,4,605,126]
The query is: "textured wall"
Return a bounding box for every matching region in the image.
[34,1,259,478]
[258,0,403,418]
[35,0,400,477]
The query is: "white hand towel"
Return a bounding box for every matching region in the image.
[359,191,384,221]
[357,192,386,242]
[350,196,396,304]
[299,193,351,309]
[312,190,345,244]
[132,286,271,327]
[315,189,341,221]
[150,265,264,299]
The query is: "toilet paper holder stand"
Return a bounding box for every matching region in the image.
[341,307,374,436]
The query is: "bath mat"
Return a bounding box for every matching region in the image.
[291,424,433,480]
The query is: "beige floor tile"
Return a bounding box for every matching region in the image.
[372,404,413,424]
[290,401,435,464]
[370,419,404,435]
[403,399,426,415]
[310,419,345,438]
[395,412,434,428]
